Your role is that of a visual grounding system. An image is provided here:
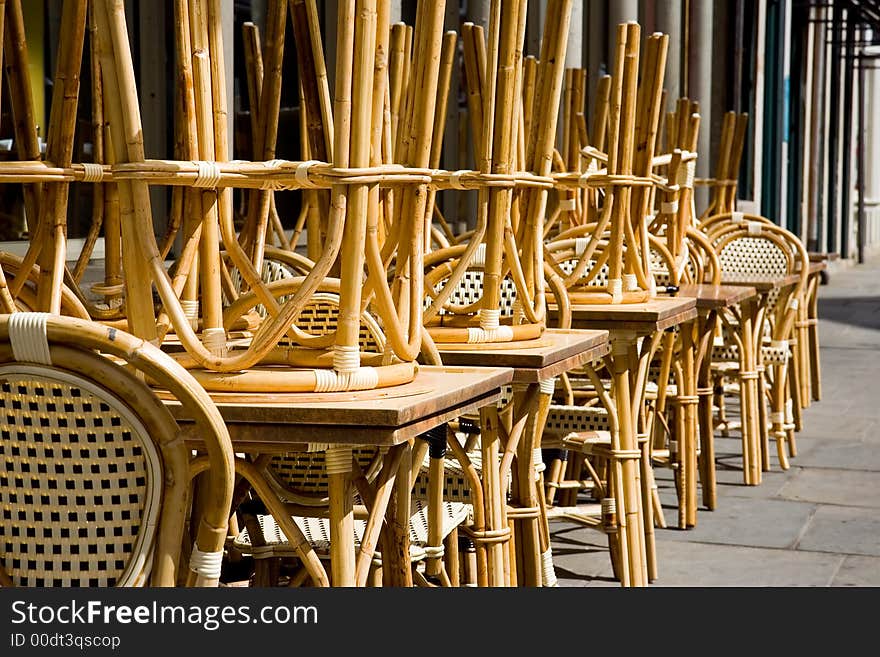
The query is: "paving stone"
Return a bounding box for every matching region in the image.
[656,496,816,549]
[796,506,880,557]
[549,523,618,587]
[650,541,842,587]
[777,468,880,508]
[792,440,880,471]
[830,556,880,586]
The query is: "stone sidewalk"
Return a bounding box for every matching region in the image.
[552,256,880,586]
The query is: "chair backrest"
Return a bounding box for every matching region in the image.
[710,221,809,340]
[263,294,387,506]
[0,313,234,587]
[424,243,571,329]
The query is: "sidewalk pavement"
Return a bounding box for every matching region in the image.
[553,257,880,586]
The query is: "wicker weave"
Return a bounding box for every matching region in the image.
[233,499,470,562]
[0,313,234,588]
[0,367,159,587]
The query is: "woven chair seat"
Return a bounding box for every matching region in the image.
[0,370,160,587]
[232,499,470,564]
[413,451,487,505]
[711,341,790,365]
[544,404,612,437]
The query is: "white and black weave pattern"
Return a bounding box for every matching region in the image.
[0,367,159,587]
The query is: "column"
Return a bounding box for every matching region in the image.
[687,0,713,214]
[655,0,682,113]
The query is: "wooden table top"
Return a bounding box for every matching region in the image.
[168,365,513,449]
[809,251,839,262]
[720,271,802,292]
[805,261,827,275]
[675,284,757,310]
[560,296,698,334]
[436,328,611,382]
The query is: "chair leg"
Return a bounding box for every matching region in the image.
[444,529,460,587]
[757,365,770,472]
[788,340,804,434]
[769,363,790,470]
[638,434,658,582]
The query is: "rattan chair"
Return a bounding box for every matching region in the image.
[227,283,468,586]
[705,219,809,469]
[0,312,235,587]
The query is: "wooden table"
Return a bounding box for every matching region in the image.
[676,284,759,503]
[555,297,697,585]
[721,271,802,473]
[169,365,514,587]
[436,328,610,587]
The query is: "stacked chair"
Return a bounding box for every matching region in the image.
[0,0,826,588]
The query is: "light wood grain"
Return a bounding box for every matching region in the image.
[675,284,757,310]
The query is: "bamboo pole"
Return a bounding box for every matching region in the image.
[4,0,42,236]
[290,0,333,256]
[240,0,285,270]
[93,0,157,337]
[31,0,87,313]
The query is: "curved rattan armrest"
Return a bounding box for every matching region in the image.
[0,313,235,587]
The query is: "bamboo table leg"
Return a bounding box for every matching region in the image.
[510,378,559,587]
[739,296,763,484]
[607,331,648,587]
[696,310,718,510]
[510,383,543,587]
[382,442,413,587]
[327,445,357,586]
[678,318,699,528]
[479,405,509,586]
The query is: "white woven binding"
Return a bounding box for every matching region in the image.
[623,273,638,292]
[189,546,223,580]
[608,278,622,302]
[81,162,105,183]
[324,445,352,475]
[788,298,799,311]
[601,497,616,515]
[202,328,226,357]
[294,159,321,188]
[314,367,379,392]
[181,299,199,331]
[574,236,589,256]
[333,344,361,374]
[674,241,690,277]
[558,198,576,212]
[8,312,52,365]
[479,308,501,331]
[684,160,696,187]
[533,447,546,474]
[539,377,556,395]
[450,170,467,189]
[423,545,445,559]
[661,200,679,214]
[769,412,785,424]
[542,549,558,587]
[732,211,744,224]
[747,221,763,236]
[194,161,222,188]
[472,243,486,268]
[770,339,788,350]
[466,325,514,343]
